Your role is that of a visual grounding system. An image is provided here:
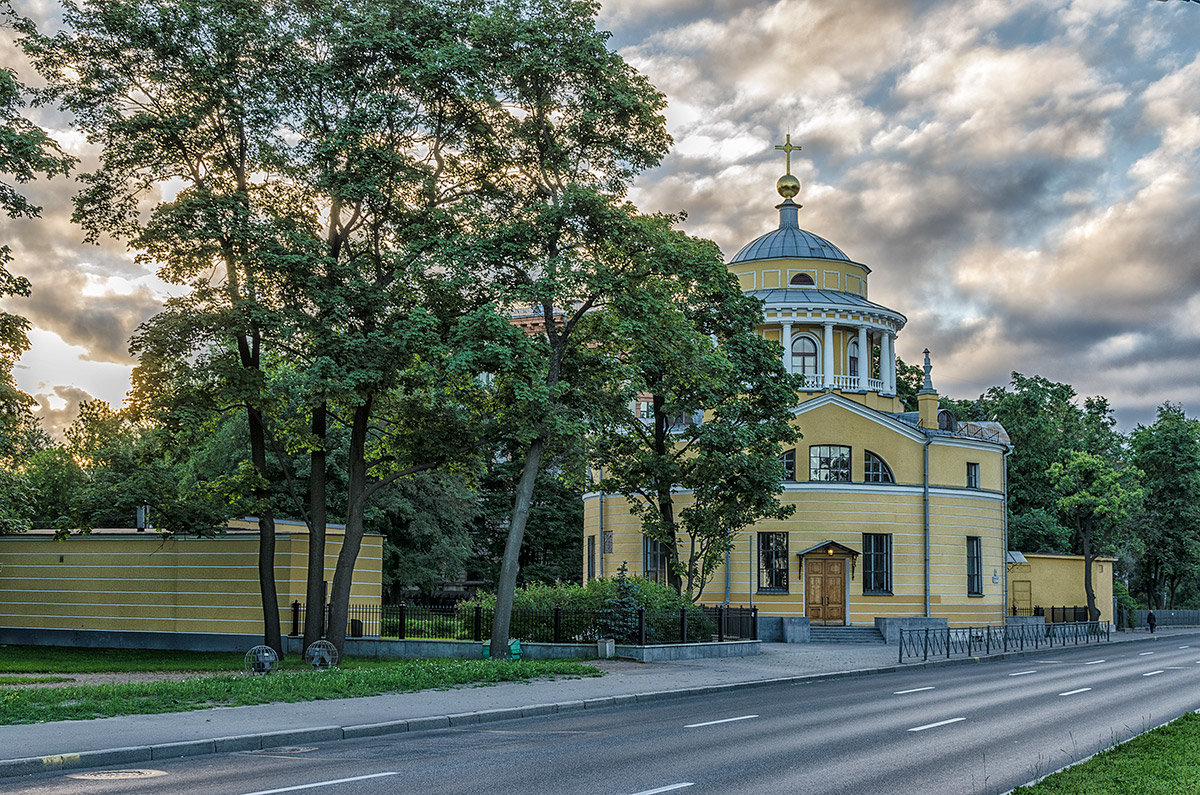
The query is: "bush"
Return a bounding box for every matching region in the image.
[466,564,716,644]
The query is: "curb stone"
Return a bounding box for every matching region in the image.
[3,630,1196,781]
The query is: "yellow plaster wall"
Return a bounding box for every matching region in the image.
[583,485,1007,627]
[0,524,383,636]
[728,257,870,296]
[1008,554,1114,623]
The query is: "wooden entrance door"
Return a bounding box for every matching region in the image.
[806,557,846,626]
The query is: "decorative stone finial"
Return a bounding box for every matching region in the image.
[919,348,936,394]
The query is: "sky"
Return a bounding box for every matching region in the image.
[3,0,1200,437]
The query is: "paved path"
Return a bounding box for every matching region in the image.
[1,627,1193,780]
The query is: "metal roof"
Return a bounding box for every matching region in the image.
[748,288,906,321]
[730,199,851,264]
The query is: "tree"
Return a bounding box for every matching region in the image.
[0,2,74,464]
[1130,403,1200,609]
[1048,451,1142,621]
[588,224,798,600]
[458,0,673,658]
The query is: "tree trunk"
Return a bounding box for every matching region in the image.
[1081,522,1098,621]
[326,399,372,657]
[247,405,282,655]
[489,435,545,659]
[302,402,328,652]
[652,393,683,594]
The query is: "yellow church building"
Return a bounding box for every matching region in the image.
[583,147,1012,639]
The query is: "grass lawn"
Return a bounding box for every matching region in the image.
[1014,712,1200,793]
[0,645,601,725]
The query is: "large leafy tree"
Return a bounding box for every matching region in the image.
[588,223,799,600]
[1,2,74,501]
[1048,451,1142,621]
[1130,403,1200,609]
[454,0,673,658]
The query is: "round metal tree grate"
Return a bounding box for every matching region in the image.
[244,644,279,675]
[66,769,167,780]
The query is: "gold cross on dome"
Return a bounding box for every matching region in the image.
[775,134,801,175]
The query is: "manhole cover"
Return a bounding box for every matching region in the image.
[66,769,167,781]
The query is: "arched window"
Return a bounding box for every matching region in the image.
[792,335,819,378]
[789,272,815,286]
[848,340,860,378]
[864,450,894,483]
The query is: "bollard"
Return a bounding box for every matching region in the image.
[291,601,301,637]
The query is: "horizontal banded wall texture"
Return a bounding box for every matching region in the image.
[0,522,382,637]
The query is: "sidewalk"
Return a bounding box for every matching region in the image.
[2,627,1195,779]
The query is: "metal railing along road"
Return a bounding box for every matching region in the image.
[289,601,757,646]
[898,621,1112,663]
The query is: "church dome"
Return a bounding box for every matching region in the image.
[729,199,850,264]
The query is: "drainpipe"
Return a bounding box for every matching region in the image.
[1002,450,1011,620]
[597,467,604,579]
[924,437,932,618]
[748,531,754,610]
[720,552,729,607]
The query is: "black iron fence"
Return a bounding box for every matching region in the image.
[289,601,757,646]
[898,621,1111,663]
[1010,605,1093,622]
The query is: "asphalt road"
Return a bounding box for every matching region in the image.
[11,640,1200,795]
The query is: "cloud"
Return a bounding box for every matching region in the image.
[30,384,94,440]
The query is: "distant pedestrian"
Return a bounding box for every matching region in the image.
[1147,610,1157,633]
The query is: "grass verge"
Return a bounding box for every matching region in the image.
[0,676,75,686]
[1014,712,1200,793]
[0,645,248,673]
[0,658,600,725]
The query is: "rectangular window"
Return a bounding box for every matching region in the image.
[780,449,796,482]
[602,530,613,554]
[810,445,852,481]
[587,536,596,581]
[967,536,983,595]
[966,462,980,489]
[643,536,669,584]
[757,532,789,592]
[863,533,892,594]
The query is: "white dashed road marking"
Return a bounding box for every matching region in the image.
[894,686,935,694]
[1009,670,1037,677]
[1144,670,1164,677]
[909,717,966,732]
[1059,688,1092,696]
[685,715,758,728]
[630,784,695,795]
[1139,652,1155,656]
[241,772,400,795]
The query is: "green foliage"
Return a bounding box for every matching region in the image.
[1129,402,1200,608]
[598,562,642,643]
[1013,712,1200,794]
[376,472,477,596]
[0,656,599,725]
[586,216,799,600]
[470,458,584,589]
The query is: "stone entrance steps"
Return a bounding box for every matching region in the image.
[809,625,886,644]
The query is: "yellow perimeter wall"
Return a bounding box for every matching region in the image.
[1008,553,1115,623]
[0,520,382,637]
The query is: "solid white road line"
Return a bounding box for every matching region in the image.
[1139,651,1155,656]
[684,715,758,728]
[894,686,935,694]
[1059,688,1092,696]
[241,772,399,795]
[1144,670,1165,677]
[908,717,966,732]
[1084,660,1105,665]
[1009,670,1037,677]
[630,784,695,795]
